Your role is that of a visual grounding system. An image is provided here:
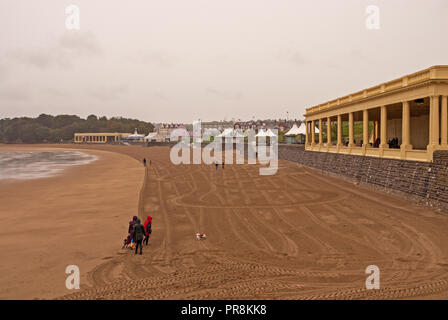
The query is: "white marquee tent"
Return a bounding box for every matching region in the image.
[255,129,267,137]
[217,128,245,138]
[144,132,163,142]
[234,129,245,138]
[285,123,306,136]
[217,128,234,137]
[266,128,277,137]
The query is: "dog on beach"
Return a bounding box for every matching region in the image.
[122,234,132,249]
[196,233,206,240]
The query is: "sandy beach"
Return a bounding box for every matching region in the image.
[0,145,144,299]
[64,144,448,300]
[2,144,448,299]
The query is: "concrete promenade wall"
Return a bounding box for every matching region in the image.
[278,144,448,205]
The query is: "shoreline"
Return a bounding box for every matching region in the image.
[0,148,98,184]
[0,145,144,299]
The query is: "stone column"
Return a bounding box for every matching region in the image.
[429,96,440,146]
[379,105,388,149]
[327,117,332,146]
[311,120,315,146]
[427,96,441,161]
[362,109,369,147]
[401,101,412,159]
[348,112,354,147]
[337,114,342,148]
[401,101,412,149]
[441,96,448,148]
[305,121,309,145]
[318,119,323,147]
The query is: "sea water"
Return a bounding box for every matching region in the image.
[0,151,97,181]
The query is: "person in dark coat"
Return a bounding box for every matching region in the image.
[134,219,146,255]
[143,158,146,166]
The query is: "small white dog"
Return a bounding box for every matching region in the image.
[196,233,206,240]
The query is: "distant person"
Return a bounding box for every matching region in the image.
[222,162,224,169]
[133,219,146,255]
[390,137,399,149]
[128,216,138,243]
[374,138,380,148]
[144,215,152,246]
[215,161,219,170]
[143,158,146,167]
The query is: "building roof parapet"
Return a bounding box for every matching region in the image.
[305,65,448,116]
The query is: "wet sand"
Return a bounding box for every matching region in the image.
[2,144,448,299]
[0,145,143,299]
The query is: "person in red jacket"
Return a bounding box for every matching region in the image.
[143,216,152,246]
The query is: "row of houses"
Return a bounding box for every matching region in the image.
[74,119,306,144]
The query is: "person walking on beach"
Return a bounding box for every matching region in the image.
[143,215,152,246]
[215,161,219,170]
[143,158,146,167]
[128,216,138,244]
[222,162,224,169]
[134,219,146,255]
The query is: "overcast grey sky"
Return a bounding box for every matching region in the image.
[0,0,447,123]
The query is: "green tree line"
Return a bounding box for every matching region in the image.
[0,114,154,143]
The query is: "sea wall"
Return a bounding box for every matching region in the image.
[278,144,448,204]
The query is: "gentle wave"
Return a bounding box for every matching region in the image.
[0,151,98,180]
